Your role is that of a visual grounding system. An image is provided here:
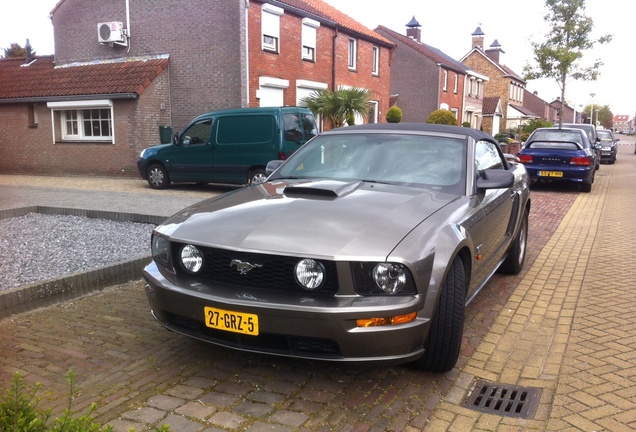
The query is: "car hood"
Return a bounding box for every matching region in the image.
[158,179,460,260]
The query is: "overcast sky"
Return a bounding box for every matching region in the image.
[1,0,632,115]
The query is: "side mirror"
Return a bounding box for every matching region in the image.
[173,134,179,145]
[266,160,285,175]
[476,169,514,190]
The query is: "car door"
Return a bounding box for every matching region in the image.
[468,140,516,292]
[168,118,214,182]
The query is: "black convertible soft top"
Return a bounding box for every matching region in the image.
[325,123,498,144]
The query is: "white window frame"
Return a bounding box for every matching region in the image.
[301,18,320,61]
[372,46,380,75]
[47,100,114,144]
[261,4,284,53]
[454,73,458,94]
[443,70,448,92]
[368,100,379,123]
[348,38,357,70]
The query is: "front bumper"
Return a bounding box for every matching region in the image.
[142,262,429,364]
[137,158,149,180]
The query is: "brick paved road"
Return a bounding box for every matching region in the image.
[0,154,608,431]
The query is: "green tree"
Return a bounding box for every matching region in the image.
[582,103,613,129]
[523,0,611,128]
[3,42,35,58]
[426,109,457,125]
[385,105,403,123]
[302,88,370,128]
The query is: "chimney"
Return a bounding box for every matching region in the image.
[485,39,504,63]
[471,26,484,50]
[406,16,421,42]
[25,38,33,64]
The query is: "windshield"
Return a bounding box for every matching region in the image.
[597,130,613,141]
[273,132,467,194]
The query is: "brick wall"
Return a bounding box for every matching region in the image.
[0,69,170,177]
[52,0,248,131]
[248,3,391,127]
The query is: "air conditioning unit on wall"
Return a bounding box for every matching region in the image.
[98,21,127,45]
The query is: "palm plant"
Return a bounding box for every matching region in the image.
[302,87,370,128]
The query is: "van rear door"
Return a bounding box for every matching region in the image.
[281,111,317,157]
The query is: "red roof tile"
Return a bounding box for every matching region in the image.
[273,0,393,46]
[0,55,169,101]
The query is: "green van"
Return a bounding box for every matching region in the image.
[137,107,318,189]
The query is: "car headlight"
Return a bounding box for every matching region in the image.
[373,263,408,294]
[295,259,325,290]
[352,262,416,295]
[151,234,170,267]
[180,245,203,273]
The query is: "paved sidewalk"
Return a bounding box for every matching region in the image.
[426,143,636,431]
[0,142,635,431]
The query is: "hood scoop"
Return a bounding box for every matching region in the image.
[283,180,362,198]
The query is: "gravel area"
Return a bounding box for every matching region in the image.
[0,213,155,291]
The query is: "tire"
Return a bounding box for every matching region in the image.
[412,258,466,372]
[249,169,267,185]
[499,211,528,275]
[147,164,170,189]
[580,182,592,193]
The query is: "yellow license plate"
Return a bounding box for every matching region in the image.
[204,307,259,335]
[538,171,563,177]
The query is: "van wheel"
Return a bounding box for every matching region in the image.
[249,169,267,185]
[147,164,170,189]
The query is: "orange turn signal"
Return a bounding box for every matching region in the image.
[356,312,417,328]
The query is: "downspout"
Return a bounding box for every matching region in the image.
[245,0,250,107]
[125,0,131,52]
[332,28,338,91]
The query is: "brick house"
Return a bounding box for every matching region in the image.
[460,27,526,136]
[612,114,631,133]
[375,18,488,127]
[0,0,392,177]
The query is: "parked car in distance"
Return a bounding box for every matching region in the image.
[597,129,618,164]
[556,123,601,169]
[142,123,531,372]
[137,107,318,189]
[518,127,596,192]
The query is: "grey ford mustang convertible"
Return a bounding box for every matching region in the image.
[143,123,531,372]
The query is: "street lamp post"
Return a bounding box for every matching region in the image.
[589,93,596,125]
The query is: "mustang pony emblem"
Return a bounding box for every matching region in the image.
[230,259,263,275]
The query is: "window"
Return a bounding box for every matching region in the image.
[180,119,212,145]
[475,140,504,172]
[258,76,289,107]
[443,70,448,92]
[454,74,458,94]
[261,4,283,53]
[348,38,357,69]
[47,100,114,143]
[368,100,378,123]
[451,108,459,122]
[302,18,319,61]
[372,46,380,75]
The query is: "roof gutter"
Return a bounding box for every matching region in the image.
[0,93,139,105]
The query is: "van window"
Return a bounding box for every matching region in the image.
[217,115,274,144]
[301,113,317,139]
[283,113,303,141]
[181,119,212,145]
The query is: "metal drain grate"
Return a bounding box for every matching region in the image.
[464,380,542,419]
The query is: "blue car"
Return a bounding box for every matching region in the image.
[518,127,597,193]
